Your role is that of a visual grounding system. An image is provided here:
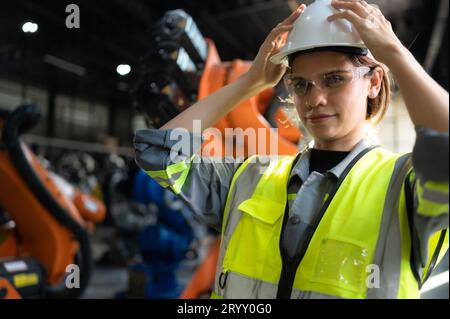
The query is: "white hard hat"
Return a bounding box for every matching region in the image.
[271,0,370,65]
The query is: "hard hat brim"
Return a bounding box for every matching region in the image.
[271,45,368,65]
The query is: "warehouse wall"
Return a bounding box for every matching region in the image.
[375,93,416,153]
[0,79,121,144]
[0,79,48,136]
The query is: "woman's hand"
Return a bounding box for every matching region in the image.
[328,0,404,66]
[328,0,449,132]
[245,4,306,90]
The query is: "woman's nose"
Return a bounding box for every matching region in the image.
[306,84,327,107]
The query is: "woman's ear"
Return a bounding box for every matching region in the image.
[368,66,383,99]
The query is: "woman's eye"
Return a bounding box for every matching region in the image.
[324,75,345,87]
[294,80,308,91]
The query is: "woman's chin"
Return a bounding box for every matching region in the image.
[308,127,338,141]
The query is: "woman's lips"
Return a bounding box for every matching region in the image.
[306,114,337,123]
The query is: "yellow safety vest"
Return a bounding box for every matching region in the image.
[210,147,444,299]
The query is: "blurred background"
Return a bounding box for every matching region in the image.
[0,0,448,299]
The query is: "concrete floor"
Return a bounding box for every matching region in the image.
[83,266,128,299]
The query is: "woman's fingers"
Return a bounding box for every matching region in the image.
[274,26,294,48]
[281,4,306,26]
[263,24,295,50]
[247,4,305,86]
[327,8,363,26]
[272,24,295,36]
[330,0,368,18]
[328,0,388,31]
[329,0,381,22]
[326,0,400,64]
[261,4,305,49]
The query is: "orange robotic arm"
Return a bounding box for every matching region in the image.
[0,105,105,298]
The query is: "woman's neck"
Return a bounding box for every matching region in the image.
[313,129,365,151]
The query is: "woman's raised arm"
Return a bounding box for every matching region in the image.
[161,5,306,132]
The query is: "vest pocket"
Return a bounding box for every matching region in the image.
[222,197,285,282]
[237,197,285,224]
[311,236,370,294]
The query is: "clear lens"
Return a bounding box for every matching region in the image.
[291,78,309,95]
[284,66,371,97]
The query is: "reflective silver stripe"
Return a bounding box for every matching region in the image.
[291,290,343,299]
[223,159,274,238]
[164,170,182,185]
[221,271,342,299]
[220,271,278,299]
[367,153,412,299]
[422,188,449,204]
[414,214,449,268]
[213,157,274,296]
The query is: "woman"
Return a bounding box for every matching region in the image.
[135,0,449,299]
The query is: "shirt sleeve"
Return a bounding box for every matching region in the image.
[410,127,449,281]
[134,128,242,231]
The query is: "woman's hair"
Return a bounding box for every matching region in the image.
[347,54,391,125]
[287,51,392,125]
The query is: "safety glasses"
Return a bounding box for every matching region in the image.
[283,66,373,98]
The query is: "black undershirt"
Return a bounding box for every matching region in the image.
[309,149,350,174]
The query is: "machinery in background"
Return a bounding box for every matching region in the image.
[53,152,102,197]
[133,9,302,298]
[0,105,106,298]
[133,9,301,158]
[95,154,158,267]
[134,9,206,127]
[36,147,156,268]
[125,170,206,299]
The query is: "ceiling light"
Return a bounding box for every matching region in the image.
[116,64,131,76]
[22,22,38,33]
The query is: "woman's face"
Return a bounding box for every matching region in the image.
[290,51,373,145]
